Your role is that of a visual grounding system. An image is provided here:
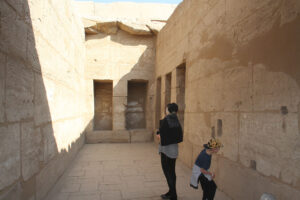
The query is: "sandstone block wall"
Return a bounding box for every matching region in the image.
[0,0,90,199]
[85,30,155,142]
[156,0,300,199]
[74,1,177,21]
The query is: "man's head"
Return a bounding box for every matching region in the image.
[166,103,179,114]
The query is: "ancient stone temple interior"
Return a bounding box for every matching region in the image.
[0,0,299,199]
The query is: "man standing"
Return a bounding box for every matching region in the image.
[157,103,183,200]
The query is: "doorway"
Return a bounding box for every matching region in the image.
[126,81,148,129]
[94,81,113,130]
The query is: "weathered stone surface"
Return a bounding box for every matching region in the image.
[178,141,193,168]
[75,2,175,35]
[34,73,52,126]
[74,2,176,22]
[52,118,84,153]
[0,52,5,123]
[214,156,300,200]
[96,21,118,34]
[85,27,99,35]
[82,18,97,28]
[42,124,57,164]
[253,64,300,112]
[211,112,239,162]
[130,129,153,142]
[186,113,210,145]
[0,183,21,200]
[85,29,154,138]
[21,122,42,181]
[146,21,166,35]
[113,96,127,113]
[6,58,34,122]
[113,80,128,97]
[0,124,20,190]
[0,1,27,61]
[36,156,60,200]
[118,21,151,36]
[86,130,130,143]
[83,19,168,36]
[1,0,88,199]
[240,113,299,182]
[113,111,126,130]
[156,0,300,197]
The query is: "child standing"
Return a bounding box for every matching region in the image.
[190,138,223,200]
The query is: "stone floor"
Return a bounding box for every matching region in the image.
[46,143,231,200]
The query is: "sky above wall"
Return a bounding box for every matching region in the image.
[75,0,182,4]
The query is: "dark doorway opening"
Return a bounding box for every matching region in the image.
[126,81,148,130]
[176,63,186,128]
[165,73,172,109]
[94,80,113,130]
[155,77,162,128]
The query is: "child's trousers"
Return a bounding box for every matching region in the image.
[199,174,217,200]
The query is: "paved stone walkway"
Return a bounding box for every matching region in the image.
[46,143,231,200]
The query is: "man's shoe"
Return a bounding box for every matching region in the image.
[160,193,171,199]
[170,195,177,200]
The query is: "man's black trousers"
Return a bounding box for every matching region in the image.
[161,153,177,199]
[199,173,217,200]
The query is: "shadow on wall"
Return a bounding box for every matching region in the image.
[86,31,155,133]
[237,16,300,87]
[0,1,89,200]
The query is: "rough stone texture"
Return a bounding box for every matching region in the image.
[155,0,300,199]
[118,20,152,36]
[86,130,130,143]
[85,29,155,142]
[21,122,42,181]
[0,124,20,190]
[86,129,153,143]
[240,113,299,181]
[74,2,177,35]
[74,2,176,21]
[42,124,58,164]
[6,57,34,122]
[0,0,90,199]
[0,52,5,123]
[130,129,153,142]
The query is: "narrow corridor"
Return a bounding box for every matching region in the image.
[46,143,231,200]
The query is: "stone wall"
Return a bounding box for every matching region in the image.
[156,0,300,199]
[85,31,155,143]
[74,1,177,21]
[0,0,90,199]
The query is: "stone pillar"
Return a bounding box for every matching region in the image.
[113,80,127,130]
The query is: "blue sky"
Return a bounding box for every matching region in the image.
[75,0,182,4]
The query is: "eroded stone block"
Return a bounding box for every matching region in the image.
[6,58,34,122]
[253,64,300,112]
[36,157,60,200]
[21,122,42,181]
[211,112,239,162]
[239,113,299,180]
[0,1,27,60]
[0,124,20,190]
[186,113,210,145]
[113,112,126,130]
[34,73,52,125]
[130,129,152,142]
[113,80,128,97]
[0,52,5,123]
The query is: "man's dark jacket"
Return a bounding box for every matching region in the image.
[159,113,183,146]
